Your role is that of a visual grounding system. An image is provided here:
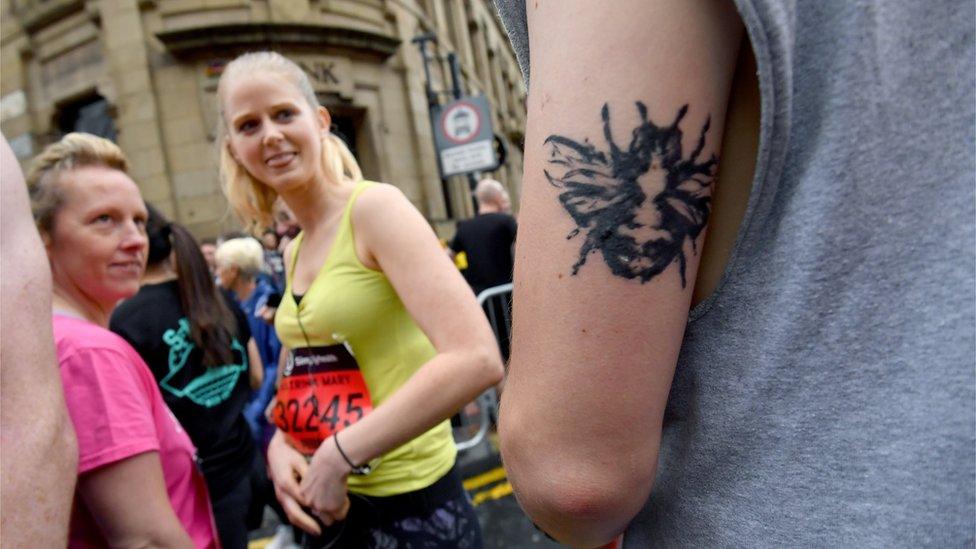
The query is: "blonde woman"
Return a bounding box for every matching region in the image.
[27,133,217,547]
[217,51,503,547]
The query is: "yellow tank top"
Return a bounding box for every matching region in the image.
[275,181,456,496]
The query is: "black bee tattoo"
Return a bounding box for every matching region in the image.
[544,102,718,287]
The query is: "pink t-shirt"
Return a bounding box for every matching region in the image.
[53,314,217,548]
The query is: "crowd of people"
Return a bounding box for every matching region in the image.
[2,1,974,548]
[2,50,506,548]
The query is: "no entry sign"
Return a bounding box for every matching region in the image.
[431,95,498,177]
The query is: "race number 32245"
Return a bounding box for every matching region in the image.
[274,345,373,455]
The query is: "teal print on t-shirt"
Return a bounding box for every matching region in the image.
[161,318,247,407]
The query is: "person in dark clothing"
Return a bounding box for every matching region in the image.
[449,178,517,295]
[110,204,267,549]
[449,179,517,363]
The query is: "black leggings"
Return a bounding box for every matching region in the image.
[302,465,483,549]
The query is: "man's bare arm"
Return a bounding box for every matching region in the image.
[0,135,79,546]
[498,1,742,546]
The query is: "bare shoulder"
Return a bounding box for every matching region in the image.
[350,182,436,270]
[352,182,423,232]
[354,182,412,213]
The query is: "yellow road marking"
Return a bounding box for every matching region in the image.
[463,466,507,491]
[471,481,513,506]
[248,538,270,549]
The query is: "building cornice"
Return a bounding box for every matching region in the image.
[155,22,400,60]
[16,0,84,33]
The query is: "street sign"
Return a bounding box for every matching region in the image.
[431,95,498,177]
[441,102,481,144]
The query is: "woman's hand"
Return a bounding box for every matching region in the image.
[267,430,321,535]
[300,436,352,526]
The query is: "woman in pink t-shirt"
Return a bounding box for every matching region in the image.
[25,133,217,548]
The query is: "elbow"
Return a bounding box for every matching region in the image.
[500,414,655,547]
[450,330,503,393]
[507,461,653,547]
[519,484,646,548]
[472,342,504,391]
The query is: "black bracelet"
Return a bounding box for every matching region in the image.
[333,432,372,475]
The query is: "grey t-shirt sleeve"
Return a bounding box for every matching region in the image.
[493,0,531,87]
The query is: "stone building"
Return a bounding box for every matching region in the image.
[0,0,526,236]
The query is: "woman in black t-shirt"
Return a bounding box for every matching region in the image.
[110,204,266,549]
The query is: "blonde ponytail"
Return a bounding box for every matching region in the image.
[218,140,277,230]
[322,133,362,185]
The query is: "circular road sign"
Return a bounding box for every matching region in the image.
[441,101,482,145]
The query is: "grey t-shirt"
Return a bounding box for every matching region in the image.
[494,0,975,546]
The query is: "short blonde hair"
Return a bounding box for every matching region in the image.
[215,237,265,280]
[25,133,129,232]
[216,51,363,230]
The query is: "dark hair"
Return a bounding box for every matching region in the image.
[145,203,237,367]
[145,204,174,265]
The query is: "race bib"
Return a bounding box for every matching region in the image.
[273,344,373,455]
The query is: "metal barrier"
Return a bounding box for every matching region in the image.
[454,283,513,452]
[477,283,513,359]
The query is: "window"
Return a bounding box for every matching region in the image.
[57,95,117,141]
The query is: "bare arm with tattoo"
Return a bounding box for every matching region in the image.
[498,1,743,546]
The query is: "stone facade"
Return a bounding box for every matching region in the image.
[0,0,526,237]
